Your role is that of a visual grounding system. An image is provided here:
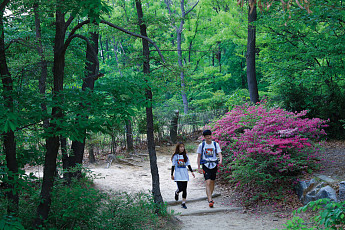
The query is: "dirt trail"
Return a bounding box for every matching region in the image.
[89,143,289,230]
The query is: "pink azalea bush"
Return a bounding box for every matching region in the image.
[209,102,328,194]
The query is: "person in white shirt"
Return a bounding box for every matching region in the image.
[197,130,222,208]
[171,142,195,209]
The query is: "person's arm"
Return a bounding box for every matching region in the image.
[171,166,175,180]
[197,154,203,173]
[188,165,195,178]
[217,143,223,165]
[218,152,223,165]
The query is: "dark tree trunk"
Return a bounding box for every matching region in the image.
[170,110,179,144]
[34,2,49,130]
[0,9,19,215]
[246,2,259,103]
[68,21,99,181]
[135,0,163,205]
[35,8,65,227]
[125,119,134,153]
[105,39,109,59]
[88,146,96,163]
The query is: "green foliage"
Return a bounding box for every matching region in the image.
[258,0,345,138]
[282,199,345,230]
[0,178,171,230]
[93,192,165,230]
[184,143,197,153]
[0,215,25,230]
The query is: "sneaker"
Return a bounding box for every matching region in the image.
[181,203,187,209]
[209,200,214,208]
[175,191,179,201]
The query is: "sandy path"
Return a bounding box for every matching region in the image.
[88,144,289,230]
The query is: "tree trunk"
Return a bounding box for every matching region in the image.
[177,0,188,114]
[135,0,163,205]
[125,119,134,154]
[0,8,19,215]
[170,110,179,144]
[35,8,65,227]
[88,146,96,163]
[246,2,259,103]
[34,2,49,129]
[99,35,105,63]
[68,21,99,181]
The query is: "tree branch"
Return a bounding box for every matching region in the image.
[65,14,75,31]
[100,20,165,63]
[68,19,90,38]
[67,19,165,63]
[0,0,10,12]
[5,38,35,50]
[63,34,99,67]
[185,0,199,16]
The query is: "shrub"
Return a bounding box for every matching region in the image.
[0,178,170,229]
[209,102,328,202]
[281,199,345,230]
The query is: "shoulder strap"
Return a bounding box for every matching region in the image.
[213,141,217,154]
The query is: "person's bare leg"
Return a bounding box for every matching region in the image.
[205,179,212,202]
[209,180,215,197]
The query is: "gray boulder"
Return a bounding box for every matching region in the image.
[315,186,337,202]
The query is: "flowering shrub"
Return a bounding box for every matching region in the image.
[209,103,328,198]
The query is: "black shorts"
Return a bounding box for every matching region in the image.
[202,165,218,180]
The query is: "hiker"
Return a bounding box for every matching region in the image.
[197,129,222,208]
[171,142,195,209]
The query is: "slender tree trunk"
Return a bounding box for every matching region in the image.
[135,0,163,205]
[99,35,105,63]
[177,28,188,114]
[88,145,96,163]
[34,2,48,130]
[112,37,123,76]
[0,9,19,215]
[125,119,134,154]
[246,2,259,103]
[177,0,188,114]
[105,39,109,59]
[217,41,221,73]
[170,110,179,144]
[35,8,65,227]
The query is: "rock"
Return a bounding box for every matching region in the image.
[296,181,308,199]
[338,181,345,202]
[315,174,336,183]
[315,186,337,202]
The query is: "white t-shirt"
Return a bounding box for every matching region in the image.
[172,154,190,181]
[197,141,221,169]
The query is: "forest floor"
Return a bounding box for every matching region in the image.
[86,139,345,230]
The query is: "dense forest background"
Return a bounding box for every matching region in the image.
[0,0,344,228]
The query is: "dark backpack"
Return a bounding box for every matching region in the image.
[200,140,218,165]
